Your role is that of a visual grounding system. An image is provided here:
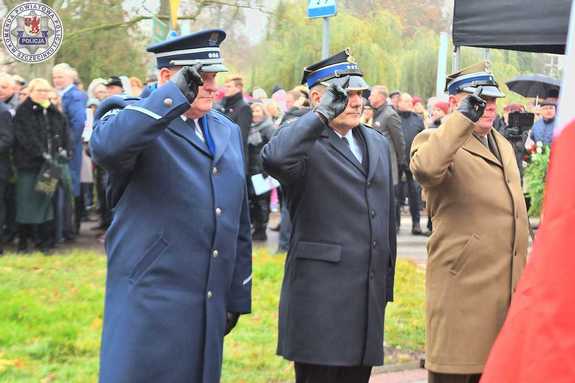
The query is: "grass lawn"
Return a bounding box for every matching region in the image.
[0,247,424,382]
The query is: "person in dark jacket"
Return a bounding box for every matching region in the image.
[0,101,14,255]
[220,74,252,165]
[262,49,396,383]
[397,93,425,235]
[369,85,406,232]
[247,102,274,241]
[13,78,71,253]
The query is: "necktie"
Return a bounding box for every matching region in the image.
[199,118,216,155]
[342,137,361,162]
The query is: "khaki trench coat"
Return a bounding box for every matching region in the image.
[410,111,529,374]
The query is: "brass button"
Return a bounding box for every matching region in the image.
[215,208,222,216]
[163,98,173,107]
[212,250,219,258]
[372,241,377,248]
[371,210,376,218]
[212,167,219,176]
[207,291,213,299]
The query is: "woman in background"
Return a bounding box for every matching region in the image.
[13,78,71,253]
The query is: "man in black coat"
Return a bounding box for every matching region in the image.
[220,74,252,166]
[397,93,425,235]
[369,85,406,230]
[0,102,14,255]
[262,49,397,383]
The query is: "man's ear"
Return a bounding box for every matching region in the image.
[158,67,173,85]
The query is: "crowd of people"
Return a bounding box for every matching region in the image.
[0,61,557,255]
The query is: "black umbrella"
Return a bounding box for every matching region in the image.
[506,74,561,98]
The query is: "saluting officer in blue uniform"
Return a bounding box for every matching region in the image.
[90,29,252,383]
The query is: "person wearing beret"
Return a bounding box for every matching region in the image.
[410,61,529,383]
[262,49,397,383]
[90,29,252,383]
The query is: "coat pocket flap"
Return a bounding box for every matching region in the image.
[294,241,342,263]
[129,234,169,283]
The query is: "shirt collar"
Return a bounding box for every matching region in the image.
[59,84,75,96]
[334,128,355,141]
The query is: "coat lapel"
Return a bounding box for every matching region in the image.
[167,117,212,157]
[462,133,502,168]
[204,114,230,163]
[359,125,380,182]
[322,128,365,175]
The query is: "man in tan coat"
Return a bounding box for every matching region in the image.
[410,62,529,383]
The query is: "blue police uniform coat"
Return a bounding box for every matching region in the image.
[90,82,252,383]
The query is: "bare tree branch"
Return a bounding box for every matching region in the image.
[63,0,270,41]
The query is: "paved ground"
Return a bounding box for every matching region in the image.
[370,368,427,383]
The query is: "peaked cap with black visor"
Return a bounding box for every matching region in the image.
[445,61,504,98]
[302,48,369,91]
[146,29,228,72]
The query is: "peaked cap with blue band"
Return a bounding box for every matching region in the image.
[302,48,369,91]
[146,29,228,72]
[445,61,504,98]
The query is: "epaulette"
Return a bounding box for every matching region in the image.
[95,95,141,121]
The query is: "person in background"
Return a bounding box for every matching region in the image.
[389,90,401,110]
[361,98,374,126]
[0,74,20,244]
[13,79,71,253]
[264,99,283,127]
[252,87,268,100]
[429,101,449,129]
[104,76,125,96]
[52,63,88,239]
[18,87,29,104]
[412,96,427,120]
[247,101,274,241]
[0,92,14,255]
[129,76,143,97]
[12,75,26,93]
[0,74,20,112]
[221,74,252,163]
[397,92,425,235]
[530,98,557,146]
[369,85,406,232]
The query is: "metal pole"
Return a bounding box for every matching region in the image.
[322,17,329,59]
[436,32,449,97]
[483,48,491,62]
[452,46,461,72]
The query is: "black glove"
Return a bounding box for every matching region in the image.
[170,64,204,103]
[314,79,349,122]
[457,88,487,122]
[224,312,240,336]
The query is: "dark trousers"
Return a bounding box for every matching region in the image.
[249,190,270,232]
[398,167,421,226]
[3,180,16,241]
[295,363,372,383]
[428,372,481,383]
[95,166,111,228]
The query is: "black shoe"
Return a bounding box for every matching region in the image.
[411,223,423,235]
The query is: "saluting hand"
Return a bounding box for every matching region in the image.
[314,78,350,122]
[457,88,487,122]
[171,64,204,104]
